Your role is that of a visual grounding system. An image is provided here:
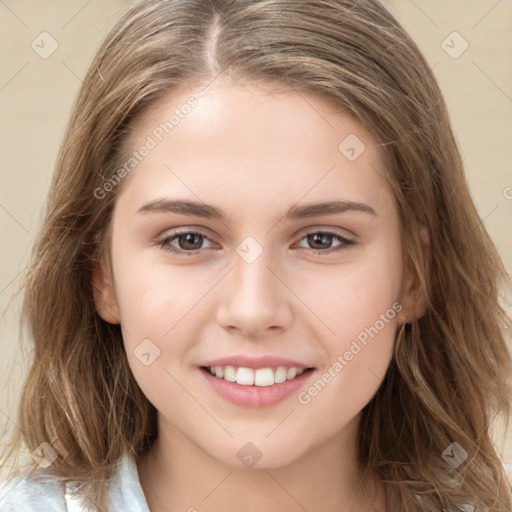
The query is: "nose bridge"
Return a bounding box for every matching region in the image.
[235,248,273,295]
[215,237,292,335]
[231,240,279,308]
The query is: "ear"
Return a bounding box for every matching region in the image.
[91,254,121,324]
[397,224,430,326]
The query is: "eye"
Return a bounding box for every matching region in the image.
[157,231,215,255]
[295,230,355,254]
[156,229,355,256]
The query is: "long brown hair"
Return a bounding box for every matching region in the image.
[1,1,511,510]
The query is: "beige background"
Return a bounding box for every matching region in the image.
[1,0,511,476]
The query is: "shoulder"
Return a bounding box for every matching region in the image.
[1,452,150,512]
[0,470,67,512]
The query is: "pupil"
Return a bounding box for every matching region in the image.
[309,233,330,249]
[181,233,201,249]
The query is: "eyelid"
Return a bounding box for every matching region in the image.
[156,226,218,244]
[293,229,355,253]
[297,224,356,240]
[156,229,217,252]
[156,226,357,256]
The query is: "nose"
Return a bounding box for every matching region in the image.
[215,248,293,339]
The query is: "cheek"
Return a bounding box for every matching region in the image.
[110,217,209,335]
[292,240,402,397]
[294,268,400,431]
[298,241,403,340]
[111,256,210,412]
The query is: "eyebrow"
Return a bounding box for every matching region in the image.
[136,198,376,222]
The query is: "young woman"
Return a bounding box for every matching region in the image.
[1,0,511,511]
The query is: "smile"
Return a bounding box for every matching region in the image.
[200,363,315,408]
[202,365,312,386]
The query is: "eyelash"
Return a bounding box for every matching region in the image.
[155,229,355,256]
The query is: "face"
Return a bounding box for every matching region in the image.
[94,81,415,469]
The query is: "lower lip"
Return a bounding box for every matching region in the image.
[200,367,315,408]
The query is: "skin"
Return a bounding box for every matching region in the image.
[93,80,425,512]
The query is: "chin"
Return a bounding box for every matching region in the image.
[204,435,311,471]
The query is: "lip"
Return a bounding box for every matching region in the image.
[201,354,311,370]
[199,364,315,408]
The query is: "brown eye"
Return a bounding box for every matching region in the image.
[157,231,214,255]
[175,233,204,250]
[296,230,355,254]
[305,233,335,250]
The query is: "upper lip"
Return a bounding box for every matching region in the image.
[201,355,313,370]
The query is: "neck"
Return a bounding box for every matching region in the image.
[136,415,386,512]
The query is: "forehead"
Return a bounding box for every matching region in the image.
[116,81,392,216]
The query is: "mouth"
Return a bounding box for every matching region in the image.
[200,365,315,386]
[199,357,316,408]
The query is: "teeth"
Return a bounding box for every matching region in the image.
[236,367,255,385]
[206,365,308,386]
[286,367,297,380]
[274,366,287,383]
[224,365,236,382]
[254,368,274,387]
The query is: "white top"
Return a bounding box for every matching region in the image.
[1,453,510,511]
[0,452,150,512]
